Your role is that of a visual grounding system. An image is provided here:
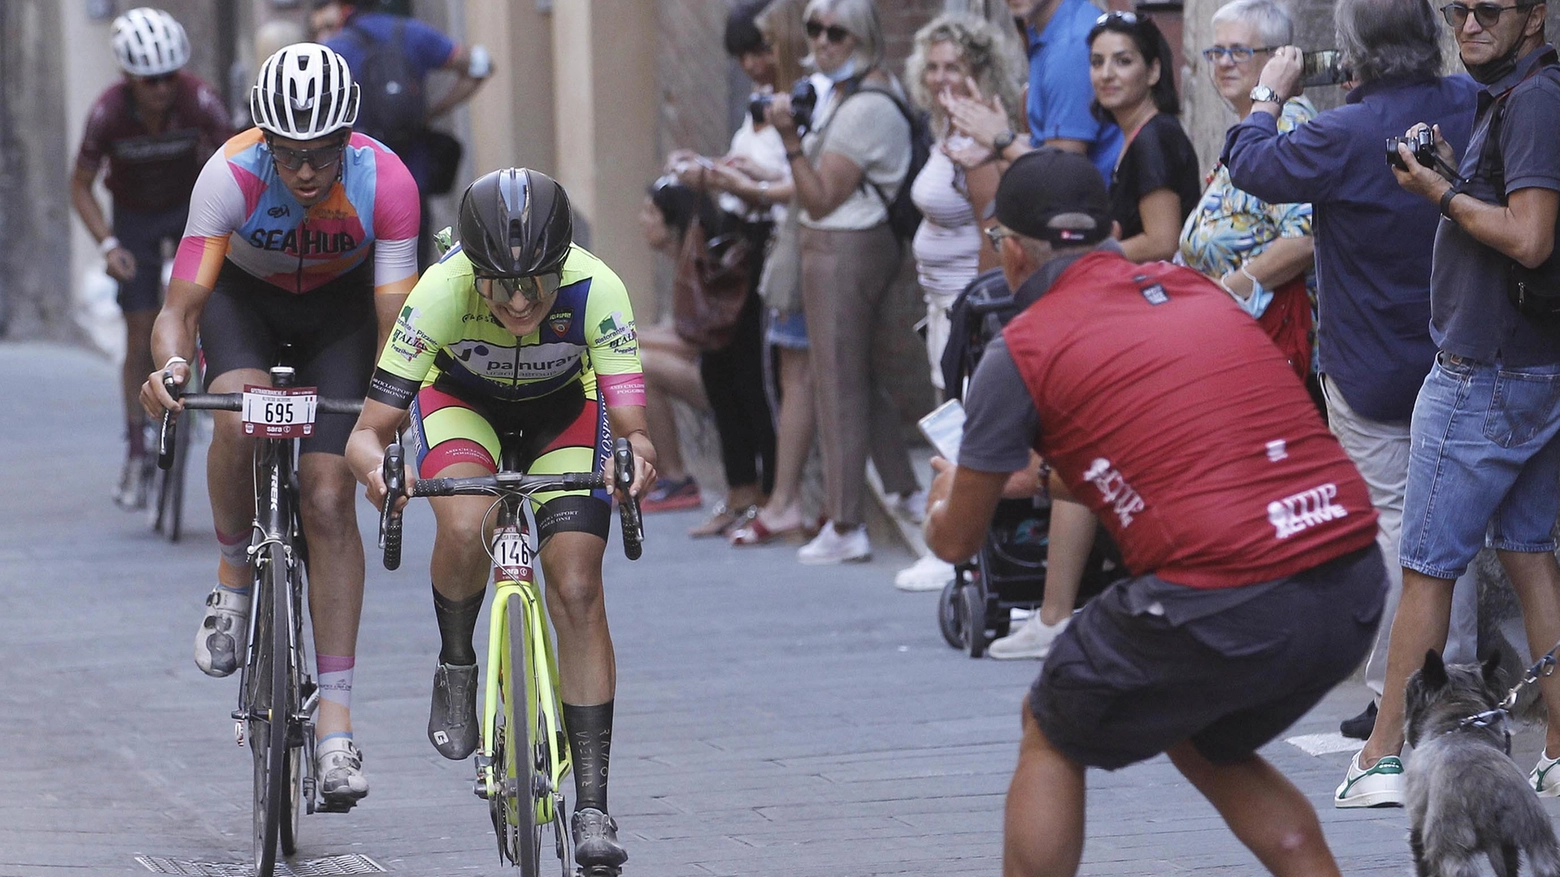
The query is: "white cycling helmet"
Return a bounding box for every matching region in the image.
[112,8,190,77]
[250,43,359,140]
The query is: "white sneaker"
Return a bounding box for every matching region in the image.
[798,522,871,565]
[1532,749,1560,797]
[890,489,928,525]
[1334,750,1404,808]
[895,554,955,592]
[988,612,1070,660]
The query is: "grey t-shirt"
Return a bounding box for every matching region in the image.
[1431,48,1560,364]
[801,83,911,231]
[959,337,1040,473]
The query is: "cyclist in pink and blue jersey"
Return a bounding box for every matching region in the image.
[141,42,419,810]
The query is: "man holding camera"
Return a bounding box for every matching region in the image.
[1221,0,1483,778]
[924,148,1385,877]
[1349,0,1560,805]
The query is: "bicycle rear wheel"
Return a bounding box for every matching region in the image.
[497,592,542,875]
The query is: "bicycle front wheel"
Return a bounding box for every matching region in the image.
[498,592,542,875]
[249,543,297,876]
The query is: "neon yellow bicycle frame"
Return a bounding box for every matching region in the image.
[479,525,571,828]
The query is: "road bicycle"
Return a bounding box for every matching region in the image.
[378,435,644,875]
[157,365,363,877]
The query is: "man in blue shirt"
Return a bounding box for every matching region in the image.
[1221,0,1480,810]
[313,0,490,267]
[945,0,1122,182]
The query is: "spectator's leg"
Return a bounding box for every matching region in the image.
[1500,549,1560,757]
[752,342,811,533]
[1166,743,1341,877]
[1360,569,1453,762]
[1004,700,1085,877]
[1039,499,1093,625]
[800,229,865,527]
[639,328,708,484]
[863,248,918,498]
[698,294,772,508]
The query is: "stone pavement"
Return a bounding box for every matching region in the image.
[5,340,1560,877]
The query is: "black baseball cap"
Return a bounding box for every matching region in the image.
[993,148,1111,245]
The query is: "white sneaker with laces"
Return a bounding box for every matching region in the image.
[1532,749,1560,797]
[895,554,955,592]
[891,489,928,525]
[1333,750,1404,808]
[988,612,1070,660]
[798,523,871,565]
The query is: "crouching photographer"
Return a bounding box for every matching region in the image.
[924,148,1385,877]
[1371,0,1560,802]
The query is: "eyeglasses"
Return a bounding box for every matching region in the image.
[804,20,852,43]
[984,224,1019,253]
[135,72,179,88]
[1439,1,1537,27]
[1095,10,1140,26]
[475,271,562,306]
[267,137,347,172]
[1201,44,1280,63]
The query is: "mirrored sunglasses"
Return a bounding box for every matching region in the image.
[268,138,346,172]
[475,272,562,306]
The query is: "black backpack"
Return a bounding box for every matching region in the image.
[344,19,426,151]
[850,85,933,243]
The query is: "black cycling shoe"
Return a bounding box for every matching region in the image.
[1339,700,1377,740]
[428,663,479,759]
[571,807,628,872]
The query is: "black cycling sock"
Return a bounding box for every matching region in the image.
[431,585,484,666]
[563,701,613,812]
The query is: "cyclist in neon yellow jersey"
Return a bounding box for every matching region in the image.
[346,168,655,872]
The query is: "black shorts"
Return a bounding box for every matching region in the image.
[114,205,187,313]
[1030,545,1386,769]
[200,259,376,456]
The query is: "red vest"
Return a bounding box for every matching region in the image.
[1004,251,1378,588]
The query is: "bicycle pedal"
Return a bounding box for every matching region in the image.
[316,798,356,814]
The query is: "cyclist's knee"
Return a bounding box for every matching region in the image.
[546,572,606,623]
[300,473,357,526]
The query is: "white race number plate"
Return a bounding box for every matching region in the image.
[242,385,318,439]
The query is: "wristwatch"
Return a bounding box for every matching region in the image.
[992,129,1016,155]
[1248,85,1281,105]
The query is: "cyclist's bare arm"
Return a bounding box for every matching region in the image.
[346,398,411,511]
[604,406,656,501]
[70,164,136,281]
[140,276,213,417]
[373,292,408,358]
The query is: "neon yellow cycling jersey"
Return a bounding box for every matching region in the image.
[366,243,645,410]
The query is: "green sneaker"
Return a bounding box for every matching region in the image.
[1334,751,1404,808]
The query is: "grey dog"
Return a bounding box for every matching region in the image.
[1404,649,1560,877]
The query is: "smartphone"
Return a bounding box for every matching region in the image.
[1300,50,1345,87]
[917,398,966,462]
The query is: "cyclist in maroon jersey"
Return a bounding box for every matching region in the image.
[71,7,232,509]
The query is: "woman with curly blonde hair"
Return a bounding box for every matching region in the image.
[893,13,1025,591]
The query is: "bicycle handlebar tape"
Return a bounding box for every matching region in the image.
[413,477,456,497]
[157,373,180,471]
[380,443,404,571]
[613,438,643,561]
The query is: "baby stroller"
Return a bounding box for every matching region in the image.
[935,269,1125,657]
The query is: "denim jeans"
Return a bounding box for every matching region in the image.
[1401,352,1560,580]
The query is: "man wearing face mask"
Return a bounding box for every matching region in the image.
[1340,0,1560,807]
[345,168,655,872]
[141,42,420,810]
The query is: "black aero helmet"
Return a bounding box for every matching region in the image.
[458,168,573,277]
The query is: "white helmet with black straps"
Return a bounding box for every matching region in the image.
[112,7,190,77]
[250,43,359,140]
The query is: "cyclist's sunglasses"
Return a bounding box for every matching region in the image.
[135,72,179,88]
[805,20,852,43]
[267,136,347,172]
[475,271,562,306]
[1439,1,1536,27]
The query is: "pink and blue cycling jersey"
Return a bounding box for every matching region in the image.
[173,128,420,296]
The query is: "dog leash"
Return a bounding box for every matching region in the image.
[1452,642,1560,753]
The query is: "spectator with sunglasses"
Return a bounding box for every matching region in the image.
[1088,12,1201,263]
[141,42,420,812]
[72,7,232,510]
[1342,0,1560,809]
[764,0,924,565]
[346,167,654,872]
[1221,0,1483,807]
